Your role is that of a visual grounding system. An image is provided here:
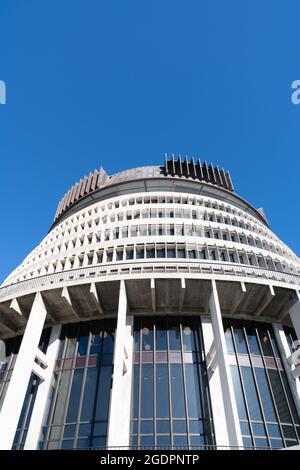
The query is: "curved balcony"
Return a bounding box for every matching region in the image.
[0,259,299,303]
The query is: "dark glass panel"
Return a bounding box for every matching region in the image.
[185,364,202,419]
[280,371,300,425]
[155,320,168,350]
[133,365,139,419]
[190,435,205,447]
[240,367,263,421]
[224,327,235,354]
[233,328,247,354]
[156,435,171,446]
[63,424,76,438]
[156,364,169,418]
[61,440,74,449]
[240,421,251,436]
[251,422,266,437]
[140,420,154,433]
[77,325,89,356]
[189,420,203,434]
[182,321,196,352]
[52,370,72,425]
[95,365,112,421]
[92,437,106,447]
[170,364,186,419]
[142,322,154,352]
[258,330,273,357]
[254,368,277,422]
[267,423,281,438]
[78,423,92,436]
[168,322,181,350]
[141,364,154,419]
[94,422,107,435]
[140,435,154,446]
[245,326,261,356]
[90,334,102,355]
[173,435,188,446]
[101,330,114,354]
[66,368,84,423]
[268,369,293,424]
[77,438,90,448]
[282,424,297,440]
[270,439,283,449]
[134,329,140,352]
[242,436,253,449]
[156,420,170,433]
[230,366,247,420]
[173,420,187,433]
[254,437,268,448]
[80,367,98,421]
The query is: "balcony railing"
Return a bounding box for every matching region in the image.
[0,260,299,302]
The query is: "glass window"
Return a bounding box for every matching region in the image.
[185,364,202,419]
[131,317,215,449]
[245,326,261,356]
[156,321,167,351]
[233,328,248,354]
[168,323,181,350]
[230,366,248,420]
[240,367,263,421]
[170,364,186,419]
[156,364,170,419]
[141,364,154,419]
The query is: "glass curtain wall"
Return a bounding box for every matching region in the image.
[0,336,22,412]
[38,320,115,449]
[12,328,51,449]
[224,319,300,449]
[131,317,215,449]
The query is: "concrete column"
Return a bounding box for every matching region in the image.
[24,324,62,450]
[201,316,230,448]
[107,280,134,448]
[273,323,300,415]
[289,292,300,340]
[209,279,243,448]
[0,292,48,449]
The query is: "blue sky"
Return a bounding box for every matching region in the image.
[0,1,299,282]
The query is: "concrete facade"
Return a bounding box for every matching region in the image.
[0,158,299,450]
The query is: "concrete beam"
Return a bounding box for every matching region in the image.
[230,282,247,315]
[289,291,300,339]
[209,280,243,448]
[179,278,186,312]
[61,287,80,319]
[107,281,133,448]
[151,278,156,313]
[89,283,104,315]
[256,285,275,317]
[9,298,23,316]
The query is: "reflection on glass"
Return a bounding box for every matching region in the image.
[171,364,186,418]
[141,364,154,419]
[156,364,169,418]
[233,329,247,354]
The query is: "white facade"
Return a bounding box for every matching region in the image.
[0,159,299,450]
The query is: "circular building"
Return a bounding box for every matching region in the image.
[0,155,299,451]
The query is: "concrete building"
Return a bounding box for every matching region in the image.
[0,155,299,450]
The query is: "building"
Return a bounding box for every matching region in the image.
[0,155,299,451]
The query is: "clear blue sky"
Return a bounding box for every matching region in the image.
[0,1,299,283]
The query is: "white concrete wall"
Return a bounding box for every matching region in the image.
[0,292,47,450]
[209,280,243,448]
[107,280,134,448]
[24,324,62,450]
